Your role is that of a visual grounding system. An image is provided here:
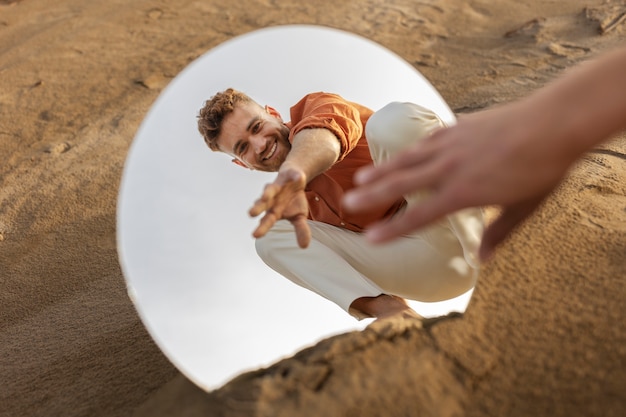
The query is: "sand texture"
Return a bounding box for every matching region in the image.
[1,0,625,416]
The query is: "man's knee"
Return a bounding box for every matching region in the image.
[366,101,445,155]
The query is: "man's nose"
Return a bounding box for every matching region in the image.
[250,135,266,154]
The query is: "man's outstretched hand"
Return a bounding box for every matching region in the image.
[249,167,311,248]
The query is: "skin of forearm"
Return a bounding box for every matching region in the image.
[281,128,341,183]
[524,46,626,159]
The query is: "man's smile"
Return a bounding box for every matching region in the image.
[263,140,277,161]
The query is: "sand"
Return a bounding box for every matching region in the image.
[1,0,624,416]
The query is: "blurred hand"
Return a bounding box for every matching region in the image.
[344,103,575,260]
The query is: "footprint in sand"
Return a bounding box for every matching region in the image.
[504,17,546,39]
[44,142,71,155]
[575,186,626,231]
[575,153,626,231]
[547,42,591,58]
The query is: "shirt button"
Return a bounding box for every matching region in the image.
[340,222,345,226]
[314,196,320,201]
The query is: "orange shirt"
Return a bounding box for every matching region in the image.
[287,92,406,232]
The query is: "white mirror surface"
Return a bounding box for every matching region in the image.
[117,25,473,392]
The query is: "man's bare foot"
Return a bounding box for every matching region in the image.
[349,294,423,321]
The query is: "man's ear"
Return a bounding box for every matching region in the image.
[231,158,250,169]
[265,105,282,120]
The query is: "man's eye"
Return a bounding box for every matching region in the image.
[238,143,248,155]
[252,122,261,133]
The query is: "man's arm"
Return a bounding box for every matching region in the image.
[281,128,341,182]
[249,128,341,248]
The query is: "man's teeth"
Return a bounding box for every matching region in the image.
[265,142,277,160]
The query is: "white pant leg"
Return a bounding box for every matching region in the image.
[255,220,383,319]
[366,102,484,268]
[305,221,476,302]
[256,219,476,319]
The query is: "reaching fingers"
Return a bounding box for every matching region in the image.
[344,153,452,213]
[354,138,440,186]
[364,190,462,243]
[252,211,279,239]
[249,183,280,217]
[292,216,311,249]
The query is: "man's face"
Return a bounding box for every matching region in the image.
[216,102,291,172]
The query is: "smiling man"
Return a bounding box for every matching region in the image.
[197,88,483,320]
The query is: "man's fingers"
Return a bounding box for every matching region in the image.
[292,217,311,249]
[344,157,449,213]
[343,177,403,213]
[354,140,438,185]
[249,184,279,217]
[249,200,266,217]
[365,191,461,243]
[252,211,279,239]
[253,215,310,248]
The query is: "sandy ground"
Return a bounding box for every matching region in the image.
[1,0,625,416]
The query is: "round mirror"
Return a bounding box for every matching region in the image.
[117,25,473,392]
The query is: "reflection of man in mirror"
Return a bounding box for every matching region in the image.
[197,89,483,321]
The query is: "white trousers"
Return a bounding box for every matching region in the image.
[255,102,484,319]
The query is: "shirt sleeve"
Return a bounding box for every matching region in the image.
[288,92,364,162]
